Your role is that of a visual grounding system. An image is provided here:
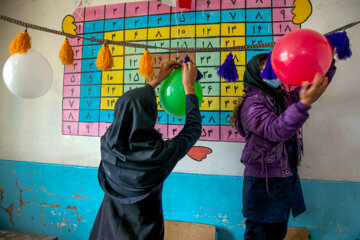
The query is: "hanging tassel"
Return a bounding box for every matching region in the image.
[217,52,239,82]
[260,51,277,80]
[325,31,352,60]
[184,55,203,81]
[178,0,192,9]
[59,39,74,65]
[139,49,154,79]
[96,43,113,71]
[9,30,31,55]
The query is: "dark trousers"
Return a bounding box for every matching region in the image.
[89,191,164,240]
[244,219,288,240]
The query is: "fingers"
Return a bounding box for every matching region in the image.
[188,61,196,71]
[313,73,325,88]
[299,73,328,107]
[311,73,323,88]
[181,61,195,71]
[307,73,326,93]
[169,61,181,71]
[168,60,181,67]
[301,80,310,90]
[170,65,179,71]
[300,81,309,95]
[322,77,329,89]
[161,61,181,71]
[318,76,328,93]
[168,60,180,65]
[182,62,188,71]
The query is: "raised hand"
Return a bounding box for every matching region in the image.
[300,73,329,107]
[182,61,198,95]
[149,60,181,88]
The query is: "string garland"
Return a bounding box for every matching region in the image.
[1,15,359,53]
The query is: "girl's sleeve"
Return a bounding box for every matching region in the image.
[163,94,202,160]
[240,95,310,142]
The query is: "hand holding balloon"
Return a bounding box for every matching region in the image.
[300,73,328,107]
[159,63,203,118]
[149,60,181,88]
[182,61,198,95]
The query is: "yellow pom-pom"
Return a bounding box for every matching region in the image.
[9,30,31,55]
[59,39,74,65]
[139,50,154,79]
[96,44,113,71]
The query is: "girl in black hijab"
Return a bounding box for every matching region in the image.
[89,61,202,240]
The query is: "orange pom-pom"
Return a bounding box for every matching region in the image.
[96,44,113,71]
[9,30,31,55]
[139,50,154,79]
[59,39,74,65]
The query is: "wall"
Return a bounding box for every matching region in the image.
[0,0,360,239]
[1,160,360,239]
[0,0,359,180]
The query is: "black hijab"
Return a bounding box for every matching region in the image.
[244,53,285,113]
[99,85,175,203]
[101,85,162,164]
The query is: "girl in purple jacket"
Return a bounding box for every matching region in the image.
[231,53,336,239]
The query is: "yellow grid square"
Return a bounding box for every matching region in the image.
[102,71,123,84]
[196,24,220,37]
[148,27,170,40]
[200,97,220,111]
[101,85,123,97]
[125,29,147,41]
[221,23,245,36]
[101,97,119,110]
[171,25,196,39]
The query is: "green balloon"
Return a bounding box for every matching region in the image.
[159,69,203,118]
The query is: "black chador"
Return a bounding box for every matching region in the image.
[89,85,201,240]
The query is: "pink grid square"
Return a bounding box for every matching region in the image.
[63,98,80,110]
[64,60,81,73]
[125,2,149,17]
[63,110,79,122]
[220,126,244,142]
[63,86,80,98]
[246,0,271,8]
[105,4,125,19]
[222,0,245,9]
[79,122,99,136]
[149,1,171,15]
[85,6,105,21]
[64,73,81,85]
[199,125,220,141]
[62,122,78,135]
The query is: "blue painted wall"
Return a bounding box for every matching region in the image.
[0,160,359,239]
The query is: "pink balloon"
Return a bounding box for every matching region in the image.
[271,29,333,86]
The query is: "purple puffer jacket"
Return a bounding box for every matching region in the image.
[236,61,337,179]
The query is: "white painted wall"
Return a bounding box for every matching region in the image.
[0,0,359,181]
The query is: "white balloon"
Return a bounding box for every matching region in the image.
[3,49,53,99]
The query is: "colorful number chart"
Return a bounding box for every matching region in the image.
[62,0,303,141]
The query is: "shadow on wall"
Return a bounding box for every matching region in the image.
[216,226,237,240]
